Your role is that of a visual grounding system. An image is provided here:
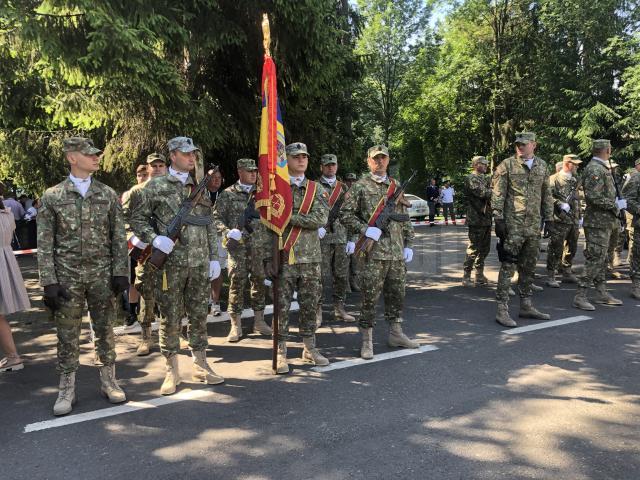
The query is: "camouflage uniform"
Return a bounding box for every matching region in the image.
[463,164,492,280]
[607,166,626,272]
[622,166,640,296]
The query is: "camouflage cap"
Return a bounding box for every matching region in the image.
[562,154,582,164]
[592,139,611,150]
[136,164,148,173]
[345,172,357,181]
[167,136,200,153]
[514,132,536,144]
[635,158,640,166]
[146,152,166,164]
[62,137,102,155]
[471,155,488,165]
[237,158,258,171]
[321,154,338,165]
[285,142,309,156]
[367,144,389,158]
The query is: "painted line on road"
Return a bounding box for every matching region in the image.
[24,388,217,433]
[312,345,439,373]
[502,315,592,335]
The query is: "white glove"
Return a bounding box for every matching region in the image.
[403,247,414,263]
[318,227,327,239]
[130,235,148,249]
[616,198,627,210]
[264,278,272,287]
[152,235,175,254]
[227,229,242,241]
[345,241,355,255]
[365,226,382,241]
[579,217,584,228]
[560,203,571,213]
[209,260,221,280]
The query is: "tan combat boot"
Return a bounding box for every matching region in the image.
[315,305,323,329]
[519,297,550,320]
[545,270,560,288]
[631,280,640,300]
[160,354,181,395]
[461,270,473,287]
[192,350,224,385]
[573,287,595,311]
[562,269,579,284]
[301,336,329,366]
[388,322,420,349]
[334,302,356,322]
[276,341,289,374]
[136,325,153,356]
[226,313,242,342]
[531,283,544,292]
[360,327,374,360]
[53,372,76,416]
[592,283,623,305]
[99,365,127,404]
[496,303,516,327]
[508,287,516,296]
[253,310,272,335]
[475,268,489,286]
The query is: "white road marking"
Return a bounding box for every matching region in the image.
[312,345,439,373]
[502,315,592,335]
[24,388,216,433]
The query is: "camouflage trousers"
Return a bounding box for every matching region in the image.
[54,275,116,374]
[134,262,158,328]
[630,227,639,280]
[545,222,579,272]
[227,245,266,315]
[349,253,362,289]
[607,224,625,267]
[319,242,348,304]
[578,225,615,288]
[463,226,491,272]
[496,234,539,303]
[156,263,209,357]
[359,258,406,329]
[277,262,321,341]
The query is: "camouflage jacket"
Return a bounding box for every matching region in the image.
[548,172,581,225]
[318,178,348,244]
[121,182,146,241]
[464,173,492,227]
[37,177,128,286]
[129,173,218,268]
[582,158,618,229]
[621,170,640,228]
[212,181,268,257]
[339,173,414,261]
[491,156,554,237]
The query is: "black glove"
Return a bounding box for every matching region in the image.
[494,218,507,240]
[43,284,71,311]
[111,276,130,295]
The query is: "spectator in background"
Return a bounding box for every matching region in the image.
[3,193,26,249]
[426,178,440,227]
[440,180,456,225]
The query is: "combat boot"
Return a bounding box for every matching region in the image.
[136,325,153,356]
[612,251,622,267]
[475,268,489,286]
[226,313,242,342]
[360,327,374,360]
[275,341,289,374]
[315,305,323,328]
[545,270,560,288]
[592,284,623,306]
[508,287,516,296]
[573,287,595,311]
[253,310,272,335]
[561,267,579,284]
[301,336,329,366]
[531,283,544,292]
[192,350,224,385]
[496,303,516,327]
[160,354,181,395]
[334,302,356,322]
[519,297,550,320]
[631,280,640,300]
[53,372,76,416]
[99,365,127,404]
[387,322,419,349]
[461,270,473,287]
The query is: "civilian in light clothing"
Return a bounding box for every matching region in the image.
[440,181,456,225]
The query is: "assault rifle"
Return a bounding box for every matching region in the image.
[608,158,627,233]
[226,186,260,250]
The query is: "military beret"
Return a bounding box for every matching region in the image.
[136,164,148,173]
[321,154,338,165]
[146,152,166,164]
[285,142,309,156]
[367,145,389,158]
[63,137,102,155]
[562,154,582,164]
[472,155,488,165]
[167,136,199,153]
[237,158,258,171]
[514,132,536,144]
[345,172,357,181]
[592,139,611,150]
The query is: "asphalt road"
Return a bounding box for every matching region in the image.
[1,225,638,480]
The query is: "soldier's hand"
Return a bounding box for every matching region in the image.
[111,276,130,295]
[227,229,242,241]
[403,247,414,263]
[43,284,70,311]
[494,219,507,240]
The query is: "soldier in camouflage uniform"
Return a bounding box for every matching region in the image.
[462,156,492,287]
[130,136,224,395]
[212,158,272,342]
[573,139,626,310]
[344,172,361,292]
[492,132,554,327]
[38,137,129,416]
[263,142,330,374]
[121,153,167,356]
[340,145,419,359]
[545,154,582,288]
[317,154,356,325]
[621,158,640,299]
[607,162,627,277]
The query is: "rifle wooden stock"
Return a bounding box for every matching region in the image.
[129,244,152,264]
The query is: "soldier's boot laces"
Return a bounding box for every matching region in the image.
[519,298,550,320]
[315,306,323,329]
[545,271,560,288]
[302,336,329,366]
[593,284,623,306]
[334,302,356,322]
[573,287,596,311]
[136,325,153,356]
[475,269,489,286]
[192,349,224,385]
[562,268,579,284]
[496,303,517,327]
[160,354,181,395]
[360,327,374,360]
[99,365,127,404]
[276,341,289,374]
[226,314,242,342]
[387,323,419,349]
[461,270,473,287]
[631,280,640,300]
[252,310,272,335]
[53,372,76,416]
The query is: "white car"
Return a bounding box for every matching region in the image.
[404,194,429,221]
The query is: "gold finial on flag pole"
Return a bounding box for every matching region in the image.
[262,14,271,57]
